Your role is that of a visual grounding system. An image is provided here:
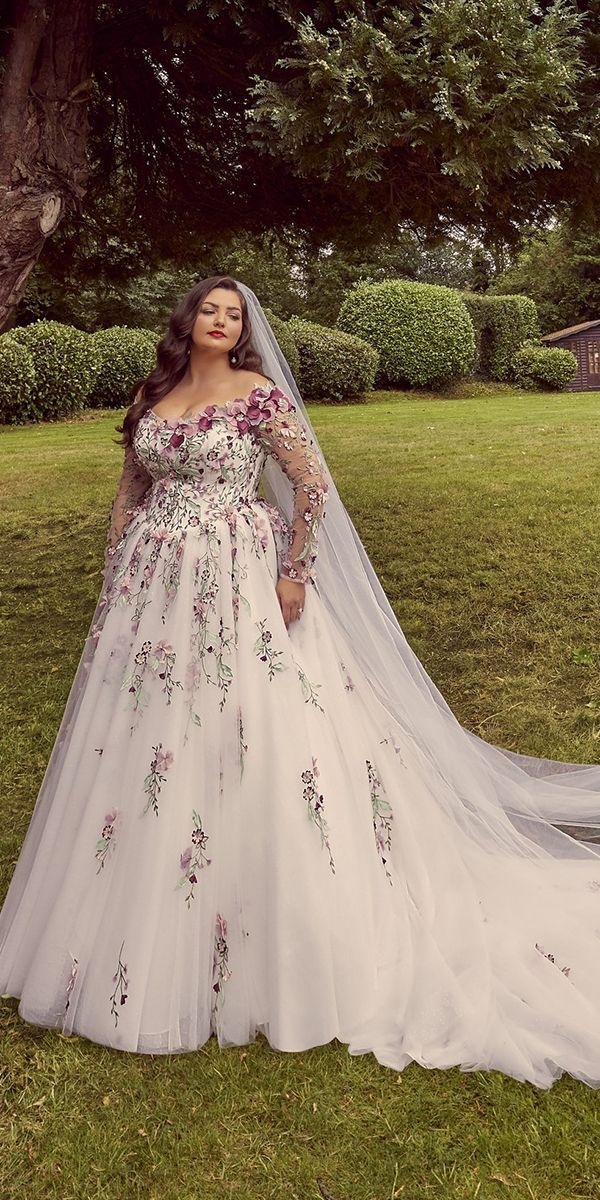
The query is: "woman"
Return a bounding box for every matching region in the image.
[3,274,600,1090]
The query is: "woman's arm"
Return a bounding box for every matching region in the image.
[105,442,153,563]
[255,390,329,584]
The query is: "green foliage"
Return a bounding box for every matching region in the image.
[491,220,600,334]
[6,0,597,335]
[7,320,99,419]
[214,232,307,319]
[89,327,159,409]
[262,308,301,380]
[247,0,594,242]
[18,227,488,334]
[461,292,540,380]
[287,317,378,401]
[470,246,492,293]
[0,337,36,424]
[512,341,578,391]
[336,280,475,388]
[17,260,204,334]
[460,292,490,375]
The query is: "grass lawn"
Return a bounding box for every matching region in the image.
[2,387,600,1200]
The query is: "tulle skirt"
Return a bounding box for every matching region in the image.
[3,500,600,1089]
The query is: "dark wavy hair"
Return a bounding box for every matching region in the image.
[115,275,265,448]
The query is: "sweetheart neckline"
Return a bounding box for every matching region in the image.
[144,383,275,427]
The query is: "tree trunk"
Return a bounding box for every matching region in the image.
[0,0,95,331]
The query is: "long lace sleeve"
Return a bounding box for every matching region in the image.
[252,388,329,583]
[105,442,152,562]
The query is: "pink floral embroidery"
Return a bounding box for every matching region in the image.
[109,940,129,1025]
[177,810,212,908]
[253,618,287,679]
[141,743,174,817]
[95,808,119,873]
[367,759,394,885]
[301,756,335,874]
[296,665,324,712]
[212,912,232,1023]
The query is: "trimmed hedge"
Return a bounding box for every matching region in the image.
[512,341,578,391]
[89,326,158,409]
[460,292,540,381]
[286,316,378,401]
[7,319,99,419]
[262,308,301,382]
[337,280,475,388]
[0,336,36,423]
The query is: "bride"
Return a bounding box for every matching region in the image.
[2,274,600,1091]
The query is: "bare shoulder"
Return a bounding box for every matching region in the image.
[237,369,274,391]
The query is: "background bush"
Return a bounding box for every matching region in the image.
[286,316,378,401]
[89,326,158,409]
[461,292,540,381]
[512,341,578,391]
[0,336,37,423]
[459,292,490,376]
[7,319,99,419]
[336,280,475,388]
[262,308,301,382]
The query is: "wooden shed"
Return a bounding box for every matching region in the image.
[541,319,600,391]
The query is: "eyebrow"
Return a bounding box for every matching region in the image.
[202,301,241,312]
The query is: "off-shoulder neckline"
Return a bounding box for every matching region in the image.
[144,382,277,427]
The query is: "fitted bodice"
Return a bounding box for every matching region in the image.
[108,384,329,585]
[134,408,268,505]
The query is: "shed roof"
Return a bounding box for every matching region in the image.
[541,319,600,342]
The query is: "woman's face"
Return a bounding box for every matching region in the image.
[191,286,243,356]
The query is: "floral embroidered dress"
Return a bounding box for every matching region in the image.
[4,380,600,1089]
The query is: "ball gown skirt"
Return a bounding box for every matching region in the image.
[3,383,600,1092]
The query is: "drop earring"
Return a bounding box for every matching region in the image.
[230,351,238,364]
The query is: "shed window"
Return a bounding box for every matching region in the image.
[588,341,600,374]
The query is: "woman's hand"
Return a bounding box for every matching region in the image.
[276,576,305,628]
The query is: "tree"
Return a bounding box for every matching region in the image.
[0,0,321,328]
[16,222,489,330]
[470,247,492,294]
[1,0,599,329]
[0,0,95,330]
[248,1,600,238]
[490,219,600,333]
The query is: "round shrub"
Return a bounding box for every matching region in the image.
[0,335,36,423]
[89,326,159,409]
[461,292,540,381]
[8,319,99,418]
[512,341,577,391]
[263,307,301,382]
[337,280,475,388]
[286,317,378,402]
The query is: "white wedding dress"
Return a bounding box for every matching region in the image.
[3,380,600,1090]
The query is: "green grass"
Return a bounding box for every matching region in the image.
[2,390,600,1200]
